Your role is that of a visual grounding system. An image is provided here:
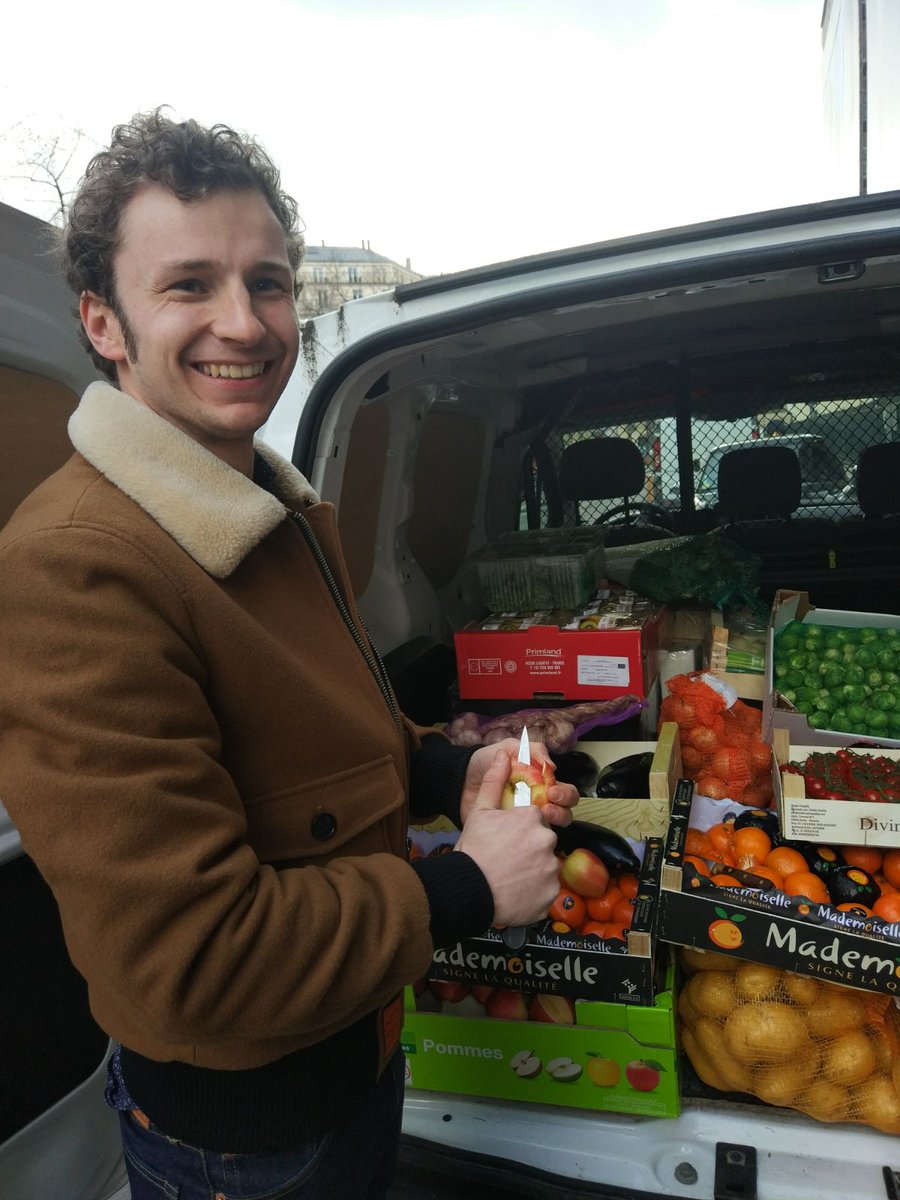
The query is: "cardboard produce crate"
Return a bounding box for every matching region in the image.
[571,721,682,840]
[454,592,668,702]
[402,962,679,1119]
[764,589,900,749]
[426,838,665,1006]
[773,729,900,848]
[657,779,900,999]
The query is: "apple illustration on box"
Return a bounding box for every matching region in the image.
[625,1059,663,1092]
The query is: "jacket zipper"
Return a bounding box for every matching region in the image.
[289,508,402,732]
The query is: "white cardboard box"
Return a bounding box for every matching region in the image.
[763,589,900,749]
[772,726,900,846]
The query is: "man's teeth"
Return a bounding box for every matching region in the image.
[199,363,266,379]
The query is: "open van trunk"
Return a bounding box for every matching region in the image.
[3,193,900,1198]
[266,192,900,1197]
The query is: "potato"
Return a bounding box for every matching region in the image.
[754,1060,817,1108]
[820,1030,877,1087]
[806,991,868,1038]
[724,1002,808,1065]
[680,947,738,974]
[782,972,820,1007]
[799,1079,853,1123]
[852,1074,900,1133]
[733,961,782,1003]
[681,1027,729,1093]
[690,970,736,1021]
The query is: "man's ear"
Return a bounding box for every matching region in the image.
[80,292,128,364]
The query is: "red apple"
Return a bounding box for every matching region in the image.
[625,1059,662,1092]
[471,985,495,1005]
[484,989,529,1021]
[527,994,576,1025]
[428,980,470,1004]
[559,848,610,899]
[500,755,557,809]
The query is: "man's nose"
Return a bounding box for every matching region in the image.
[212,284,266,343]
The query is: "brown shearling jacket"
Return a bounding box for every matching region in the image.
[0,381,443,1071]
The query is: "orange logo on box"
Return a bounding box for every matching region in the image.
[708,906,746,950]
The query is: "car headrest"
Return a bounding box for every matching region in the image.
[716,445,801,520]
[559,437,645,501]
[857,443,900,516]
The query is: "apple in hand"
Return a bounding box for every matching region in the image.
[484,989,529,1021]
[500,755,556,809]
[625,1059,662,1092]
[528,994,576,1025]
[559,848,610,899]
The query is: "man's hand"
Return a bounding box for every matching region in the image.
[460,738,578,828]
[455,750,562,927]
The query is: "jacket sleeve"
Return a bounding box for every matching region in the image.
[0,523,437,1053]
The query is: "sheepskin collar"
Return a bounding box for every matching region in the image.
[68,381,319,579]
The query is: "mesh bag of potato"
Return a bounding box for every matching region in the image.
[678,947,900,1133]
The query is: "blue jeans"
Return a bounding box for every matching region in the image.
[117,1051,406,1199]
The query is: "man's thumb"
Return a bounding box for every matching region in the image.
[469,750,511,812]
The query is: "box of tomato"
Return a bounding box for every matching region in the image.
[773,729,900,848]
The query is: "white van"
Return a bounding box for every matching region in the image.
[3,192,900,1199]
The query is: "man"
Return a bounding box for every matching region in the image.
[0,110,575,1198]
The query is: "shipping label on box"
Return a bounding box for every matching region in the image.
[773,729,900,847]
[401,971,679,1119]
[764,589,900,749]
[426,838,665,1005]
[657,780,900,998]
[454,607,667,702]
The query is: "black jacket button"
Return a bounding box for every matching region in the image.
[311,812,337,841]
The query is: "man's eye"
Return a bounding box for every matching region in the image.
[171,279,204,293]
[252,278,287,293]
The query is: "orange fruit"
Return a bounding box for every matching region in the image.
[548,888,586,930]
[783,872,830,903]
[685,828,712,857]
[733,826,772,868]
[842,846,883,875]
[684,854,712,877]
[873,892,900,923]
[875,874,897,896]
[765,846,809,878]
[707,823,734,855]
[882,849,900,889]
[579,920,607,938]
[618,873,639,900]
[602,922,629,941]
[610,898,635,927]
[586,885,622,922]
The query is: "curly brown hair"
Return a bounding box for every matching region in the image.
[60,108,304,381]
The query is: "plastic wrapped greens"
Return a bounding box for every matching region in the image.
[603,531,761,608]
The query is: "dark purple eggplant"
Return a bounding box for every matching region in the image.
[555,819,640,876]
[549,750,601,797]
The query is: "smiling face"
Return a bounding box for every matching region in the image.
[80,183,300,473]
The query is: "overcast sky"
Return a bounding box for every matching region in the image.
[0,0,845,276]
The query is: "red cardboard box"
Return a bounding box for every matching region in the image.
[454,603,667,702]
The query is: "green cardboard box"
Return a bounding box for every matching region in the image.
[401,963,680,1119]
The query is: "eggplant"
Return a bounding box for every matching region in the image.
[595,751,654,798]
[555,819,640,876]
[550,750,601,797]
